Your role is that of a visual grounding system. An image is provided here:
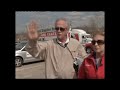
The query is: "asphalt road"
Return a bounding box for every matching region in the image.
[15,60,45,79]
[15,54,90,79]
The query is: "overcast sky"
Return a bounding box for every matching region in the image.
[15,11,104,34]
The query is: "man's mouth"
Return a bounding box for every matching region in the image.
[58,33,62,35]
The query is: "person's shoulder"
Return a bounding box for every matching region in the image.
[84,52,95,61]
[70,38,79,44]
[44,39,56,44]
[70,38,79,42]
[37,40,53,44]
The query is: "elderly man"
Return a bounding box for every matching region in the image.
[26,18,87,79]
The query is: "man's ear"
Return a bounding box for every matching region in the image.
[66,30,69,33]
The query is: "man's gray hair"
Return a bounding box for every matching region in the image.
[55,18,70,30]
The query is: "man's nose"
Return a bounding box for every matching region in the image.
[57,29,61,32]
[95,42,98,45]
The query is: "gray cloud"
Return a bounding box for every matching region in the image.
[16,11,104,34]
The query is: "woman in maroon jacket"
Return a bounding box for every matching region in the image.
[78,31,105,79]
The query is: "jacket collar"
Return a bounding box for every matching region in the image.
[87,52,104,66]
[57,34,70,46]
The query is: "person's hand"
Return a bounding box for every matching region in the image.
[26,20,39,41]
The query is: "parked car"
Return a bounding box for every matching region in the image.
[15,41,43,67]
[84,43,94,54]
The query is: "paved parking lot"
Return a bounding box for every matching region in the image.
[15,54,90,79]
[15,60,45,79]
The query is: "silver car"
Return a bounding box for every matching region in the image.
[15,41,42,67]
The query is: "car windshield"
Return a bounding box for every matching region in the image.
[16,41,27,50]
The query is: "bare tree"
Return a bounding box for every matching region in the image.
[88,14,104,32]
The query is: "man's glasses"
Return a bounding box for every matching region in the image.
[55,27,66,32]
[92,40,104,45]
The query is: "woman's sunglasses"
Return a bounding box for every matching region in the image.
[55,27,66,32]
[92,40,104,45]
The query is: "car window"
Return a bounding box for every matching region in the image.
[22,47,26,51]
[16,42,27,50]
